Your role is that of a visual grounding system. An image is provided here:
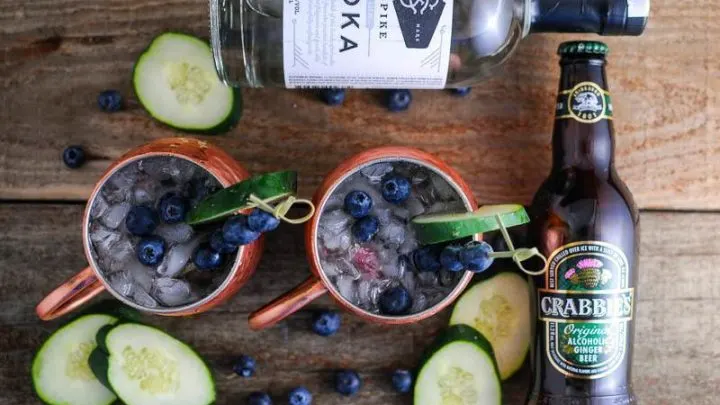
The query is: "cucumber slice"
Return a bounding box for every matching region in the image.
[133,32,242,134]
[415,324,501,405]
[412,204,530,245]
[32,314,119,405]
[92,323,215,405]
[449,272,531,380]
[187,170,298,225]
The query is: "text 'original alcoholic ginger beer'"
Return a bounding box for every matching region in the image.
[526,41,639,405]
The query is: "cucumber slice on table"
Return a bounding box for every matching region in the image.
[32,314,119,405]
[188,170,298,225]
[450,272,531,380]
[134,32,242,134]
[91,323,215,405]
[412,204,530,245]
[415,324,502,405]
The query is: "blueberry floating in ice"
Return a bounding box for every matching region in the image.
[378,285,413,316]
[136,236,166,266]
[460,241,494,273]
[352,216,379,242]
[210,229,238,254]
[344,190,373,219]
[193,244,224,270]
[158,192,188,224]
[125,205,159,236]
[440,244,465,272]
[381,175,411,204]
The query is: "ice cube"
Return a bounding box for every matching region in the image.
[401,271,417,296]
[132,288,159,308]
[132,177,162,205]
[89,222,122,257]
[90,194,109,219]
[320,210,353,235]
[378,217,405,247]
[375,208,393,226]
[410,293,427,313]
[157,236,203,278]
[382,255,408,280]
[398,227,419,255]
[411,170,430,186]
[392,206,411,221]
[335,276,358,304]
[403,196,426,218]
[323,257,360,280]
[417,271,438,287]
[107,239,136,273]
[320,230,352,252]
[439,270,461,287]
[101,202,131,229]
[357,278,390,309]
[102,166,138,204]
[425,202,450,215]
[152,278,193,307]
[430,173,458,201]
[187,175,219,207]
[108,271,134,297]
[140,157,195,184]
[375,244,397,264]
[337,175,389,210]
[154,223,194,244]
[323,193,345,211]
[360,163,393,184]
[125,257,153,292]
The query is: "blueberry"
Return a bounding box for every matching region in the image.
[247,392,272,405]
[378,285,413,316]
[125,205,159,236]
[248,208,281,233]
[97,90,123,112]
[386,89,412,112]
[381,175,411,204]
[450,87,472,97]
[210,229,238,254]
[288,387,312,405]
[412,246,442,272]
[391,369,413,393]
[232,355,256,377]
[319,88,346,106]
[460,241,495,273]
[311,310,341,337]
[335,370,362,396]
[344,190,373,218]
[439,244,465,272]
[352,216,379,242]
[62,146,86,169]
[136,236,166,266]
[222,215,261,245]
[158,193,188,224]
[193,244,224,270]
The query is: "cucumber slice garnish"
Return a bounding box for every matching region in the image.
[91,323,215,405]
[449,272,531,380]
[133,32,242,134]
[412,204,530,245]
[32,314,119,405]
[415,324,502,405]
[187,171,298,225]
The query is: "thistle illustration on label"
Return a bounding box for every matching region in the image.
[393,0,446,48]
[556,82,613,123]
[539,241,634,379]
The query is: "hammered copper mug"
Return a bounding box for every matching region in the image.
[248,147,479,330]
[36,137,263,320]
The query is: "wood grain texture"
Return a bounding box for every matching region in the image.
[1,0,719,209]
[0,205,717,404]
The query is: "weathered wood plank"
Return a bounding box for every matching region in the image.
[0,205,718,404]
[1,0,719,209]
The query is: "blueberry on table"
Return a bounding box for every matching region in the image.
[412,246,442,273]
[450,87,472,97]
[97,89,123,112]
[460,241,495,273]
[247,391,272,405]
[381,175,411,204]
[193,244,224,270]
[222,215,261,245]
[311,310,341,337]
[288,387,312,405]
[335,369,362,396]
[233,354,256,378]
[386,89,412,112]
[136,236,166,266]
[378,285,413,316]
[352,216,379,242]
[439,244,465,272]
[319,88,346,106]
[125,205,159,236]
[248,208,281,233]
[210,229,238,254]
[391,369,413,393]
[158,193,188,224]
[62,146,86,169]
[344,190,373,219]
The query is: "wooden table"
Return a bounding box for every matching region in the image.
[1,1,718,404]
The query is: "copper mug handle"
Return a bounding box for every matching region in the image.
[36,267,106,321]
[248,276,328,330]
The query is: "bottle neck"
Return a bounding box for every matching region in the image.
[552,58,615,176]
[527,0,649,36]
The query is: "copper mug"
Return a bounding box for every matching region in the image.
[249,147,478,330]
[36,138,264,320]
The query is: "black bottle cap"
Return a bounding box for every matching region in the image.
[531,0,649,36]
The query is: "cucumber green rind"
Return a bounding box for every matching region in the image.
[188,170,298,225]
[133,32,242,135]
[412,204,530,245]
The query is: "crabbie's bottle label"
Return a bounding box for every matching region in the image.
[283,0,453,89]
[538,241,634,379]
[556,82,613,123]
